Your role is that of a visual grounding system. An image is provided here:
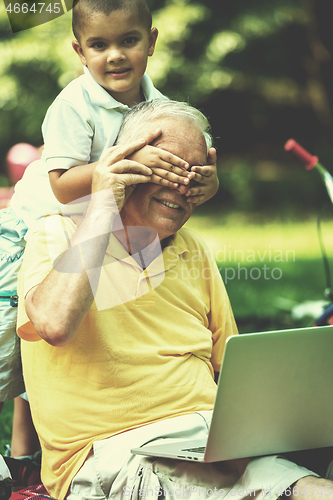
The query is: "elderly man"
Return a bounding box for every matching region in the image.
[17,100,332,500]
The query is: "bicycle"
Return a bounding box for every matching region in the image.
[284,139,333,326]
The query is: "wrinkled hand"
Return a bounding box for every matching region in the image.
[92,139,152,212]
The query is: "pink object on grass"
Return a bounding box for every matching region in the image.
[6,143,41,184]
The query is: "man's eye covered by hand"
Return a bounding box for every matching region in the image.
[127,144,192,189]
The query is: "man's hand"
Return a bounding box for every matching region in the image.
[25,138,154,348]
[185,148,219,205]
[92,138,153,212]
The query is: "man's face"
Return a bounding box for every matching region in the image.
[120,119,208,241]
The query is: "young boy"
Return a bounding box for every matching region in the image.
[0,0,218,429]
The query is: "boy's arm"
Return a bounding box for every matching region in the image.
[49,148,219,206]
[49,156,190,206]
[43,94,116,204]
[48,129,191,204]
[49,163,97,205]
[185,148,219,205]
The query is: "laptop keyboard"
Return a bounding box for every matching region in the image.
[181,446,206,454]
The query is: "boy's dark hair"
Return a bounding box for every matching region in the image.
[72,0,152,40]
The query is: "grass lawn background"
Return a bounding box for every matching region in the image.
[184,213,333,331]
[1,214,332,454]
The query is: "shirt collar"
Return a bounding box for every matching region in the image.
[160,231,189,273]
[82,66,157,110]
[82,66,128,110]
[140,72,160,101]
[106,229,189,269]
[164,230,189,257]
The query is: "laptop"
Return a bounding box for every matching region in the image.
[131,325,333,462]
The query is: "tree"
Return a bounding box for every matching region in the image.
[0,0,332,215]
[148,0,333,158]
[0,3,80,181]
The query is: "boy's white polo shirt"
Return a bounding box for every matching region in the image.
[42,67,165,171]
[10,68,165,228]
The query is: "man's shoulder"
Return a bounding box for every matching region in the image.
[28,215,77,241]
[170,228,218,275]
[176,227,211,253]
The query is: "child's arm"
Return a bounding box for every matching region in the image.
[185,148,219,205]
[49,163,97,205]
[48,128,189,205]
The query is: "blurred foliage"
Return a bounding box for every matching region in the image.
[0,0,333,217]
[0,4,79,156]
[224,257,328,333]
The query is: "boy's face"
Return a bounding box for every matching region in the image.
[72,9,158,107]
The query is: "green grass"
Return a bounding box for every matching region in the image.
[0,399,13,455]
[184,213,333,332]
[223,257,327,332]
[184,212,333,259]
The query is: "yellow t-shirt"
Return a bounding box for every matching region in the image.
[17,215,238,500]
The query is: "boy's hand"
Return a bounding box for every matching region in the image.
[127,128,191,189]
[185,148,219,205]
[128,145,190,188]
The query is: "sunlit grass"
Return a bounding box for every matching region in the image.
[185,213,333,332]
[184,212,333,258]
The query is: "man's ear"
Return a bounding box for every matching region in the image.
[148,27,158,57]
[72,40,87,66]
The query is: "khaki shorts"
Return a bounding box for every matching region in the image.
[66,412,316,500]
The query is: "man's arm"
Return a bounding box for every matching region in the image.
[25,139,153,347]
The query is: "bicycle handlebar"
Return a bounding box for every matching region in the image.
[284,139,318,170]
[284,138,333,204]
[284,138,333,319]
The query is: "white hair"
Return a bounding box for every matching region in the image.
[116,99,213,151]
